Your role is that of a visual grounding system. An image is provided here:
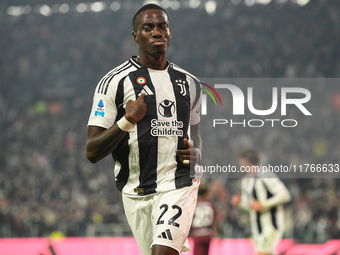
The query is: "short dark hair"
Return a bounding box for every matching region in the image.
[240,148,260,165]
[132,4,168,31]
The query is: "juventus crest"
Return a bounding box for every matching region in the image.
[176,79,187,96]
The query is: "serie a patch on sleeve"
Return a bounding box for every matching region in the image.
[95,99,105,117]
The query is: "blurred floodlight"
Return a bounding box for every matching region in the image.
[59,3,70,13]
[245,0,255,6]
[91,2,106,12]
[143,0,160,6]
[110,2,120,11]
[170,1,180,10]
[231,0,241,5]
[256,0,272,4]
[76,3,87,13]
[160,0,171,9]
[189,0,200,8]
[296,0,310,6]
[7,6,22,16]
[22,5,32,14]
[39,5,52,16]
[205,0,216,15]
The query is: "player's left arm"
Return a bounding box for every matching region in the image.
[191,123,202,161]
[176,124,202,167]
[260,178,292,210]
[189,76,203,164]
[176,75,202,167]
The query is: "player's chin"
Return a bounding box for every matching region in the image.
[153,47,167,56]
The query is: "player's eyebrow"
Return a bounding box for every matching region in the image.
[142,22,154,27]
[142,21,168,27]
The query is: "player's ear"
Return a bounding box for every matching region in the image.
[132,31,138,43]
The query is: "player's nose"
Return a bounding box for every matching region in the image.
[152,27,162,37]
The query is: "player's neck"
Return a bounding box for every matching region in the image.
[137,53,168,70]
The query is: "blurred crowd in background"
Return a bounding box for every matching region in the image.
[1,0,340,244]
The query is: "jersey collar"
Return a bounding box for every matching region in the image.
[130,56,172,71]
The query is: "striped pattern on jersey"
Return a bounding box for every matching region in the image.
[241,175,287,236]
[90,57,201,196]
[96,60,139,95]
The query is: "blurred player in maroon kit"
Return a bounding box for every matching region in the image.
[190,183,221,255]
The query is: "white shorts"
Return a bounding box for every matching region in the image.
[122,179,200,255]
[254,227,283,254]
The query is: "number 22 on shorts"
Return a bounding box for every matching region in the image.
[156,204,182,228]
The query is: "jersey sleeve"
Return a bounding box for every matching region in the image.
[260,177,292,209]
[87,76,118,129]
[188,76,201,126]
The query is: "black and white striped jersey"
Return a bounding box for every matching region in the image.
[88,56,202,196]
[239,173,291,236]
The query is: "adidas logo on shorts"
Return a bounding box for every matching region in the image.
[157,229,173,241]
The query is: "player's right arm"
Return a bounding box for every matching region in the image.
[86,94,147,163]
[86,125,127,164]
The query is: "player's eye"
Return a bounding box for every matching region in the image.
[144,26,152,31]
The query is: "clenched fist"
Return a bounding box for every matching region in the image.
[125,93,147,124]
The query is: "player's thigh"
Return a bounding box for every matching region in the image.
[152,244,178,255]
[151,179,200,253]
[122,194,153,255]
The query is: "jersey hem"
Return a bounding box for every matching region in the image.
[122,181,193,198]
